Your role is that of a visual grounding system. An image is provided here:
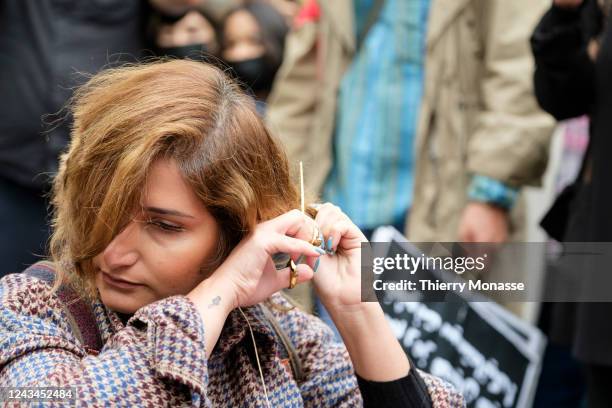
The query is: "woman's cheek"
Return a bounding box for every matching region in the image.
[156,254,205,295]
[144,228,214,295]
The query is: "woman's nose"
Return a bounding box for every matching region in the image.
[102,221,139,270]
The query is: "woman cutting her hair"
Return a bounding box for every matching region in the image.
[0,60,462,407]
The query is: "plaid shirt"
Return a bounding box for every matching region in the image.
[323,0,431,230]
[0,272,464,407]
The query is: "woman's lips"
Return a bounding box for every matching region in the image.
[101,271,142,290]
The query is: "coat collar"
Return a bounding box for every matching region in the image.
[102,301,279,359]
[427,0,472,50]
[212,304,279,357]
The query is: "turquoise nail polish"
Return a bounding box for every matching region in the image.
[315,247,326,255]
[296,255,306,264]
[319,232,325,249]
[314,258,320,272]
[326,237,333,253]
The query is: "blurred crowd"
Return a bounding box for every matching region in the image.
[1,0,611,406]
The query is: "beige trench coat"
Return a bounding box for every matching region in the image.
[266,1,354,200]
[407,0,555,241]
[266,0,555,242]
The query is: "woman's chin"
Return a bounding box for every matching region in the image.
[97,286,151,314]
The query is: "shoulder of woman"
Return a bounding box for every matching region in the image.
[0,268,83,353]
[0,269,59,310]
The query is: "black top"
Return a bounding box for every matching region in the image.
[0,0,151,189]
[357,369,433,408]
[531,0,603,122]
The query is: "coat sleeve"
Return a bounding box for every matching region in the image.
[265,16,321,189]
[0,274,211,407]
[531,3,599,120]
[272,296,464,407]
[467,0,555,187]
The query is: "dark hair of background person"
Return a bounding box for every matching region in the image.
[239,0,289,69]
[221,0,289,96]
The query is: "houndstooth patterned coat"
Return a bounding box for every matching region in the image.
[0,271,464,407]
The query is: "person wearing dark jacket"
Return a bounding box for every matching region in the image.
[0,0,205,278]
[531,0,612,406]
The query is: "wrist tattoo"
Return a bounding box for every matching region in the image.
[208,295,221,309]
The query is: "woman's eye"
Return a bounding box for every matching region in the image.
[148,219,183,232]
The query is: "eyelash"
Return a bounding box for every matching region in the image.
[147,219,184,233]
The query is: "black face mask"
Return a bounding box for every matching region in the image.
[227,56,278,94]
[157,43,210,61]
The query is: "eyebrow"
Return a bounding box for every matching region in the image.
[144,207,195,219]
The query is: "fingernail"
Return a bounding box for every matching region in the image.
[314,247,326,255]
[296,255,306,264]
[319,232,325,249]
[314,258,320,272]
[326,237,333,253]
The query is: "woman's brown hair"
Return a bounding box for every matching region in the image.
[50,59,299,297]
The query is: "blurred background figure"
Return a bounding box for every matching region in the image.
[265,0,300,25]
[267,0,429,239]
[266,1,554,319]
[197,0,241,23]
[154,8,220,60]
[266,0,431,321]
[407,0,554,245]
[268,0,554,244]
[221,0,289,109]
[0,0,205,279]
[531,0,612,407]
[406,0,554,322]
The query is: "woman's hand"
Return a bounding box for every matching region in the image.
[310,203,411,381]
[187,209,324,352]
[310,203,368,312]
[215,209,325,309]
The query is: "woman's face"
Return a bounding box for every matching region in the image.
[93,159,219,314]
[222,9,265,62]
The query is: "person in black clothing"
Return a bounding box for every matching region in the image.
[0,0,204,278]
[531,0,612,406]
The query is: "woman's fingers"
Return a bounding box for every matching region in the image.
[314,203,339,249]
[315,203,365,252]
[263,232,325,259]
[263,209,321,245]
[252,205,364,295]
[240,258,314,306]
[273,262,314,289]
